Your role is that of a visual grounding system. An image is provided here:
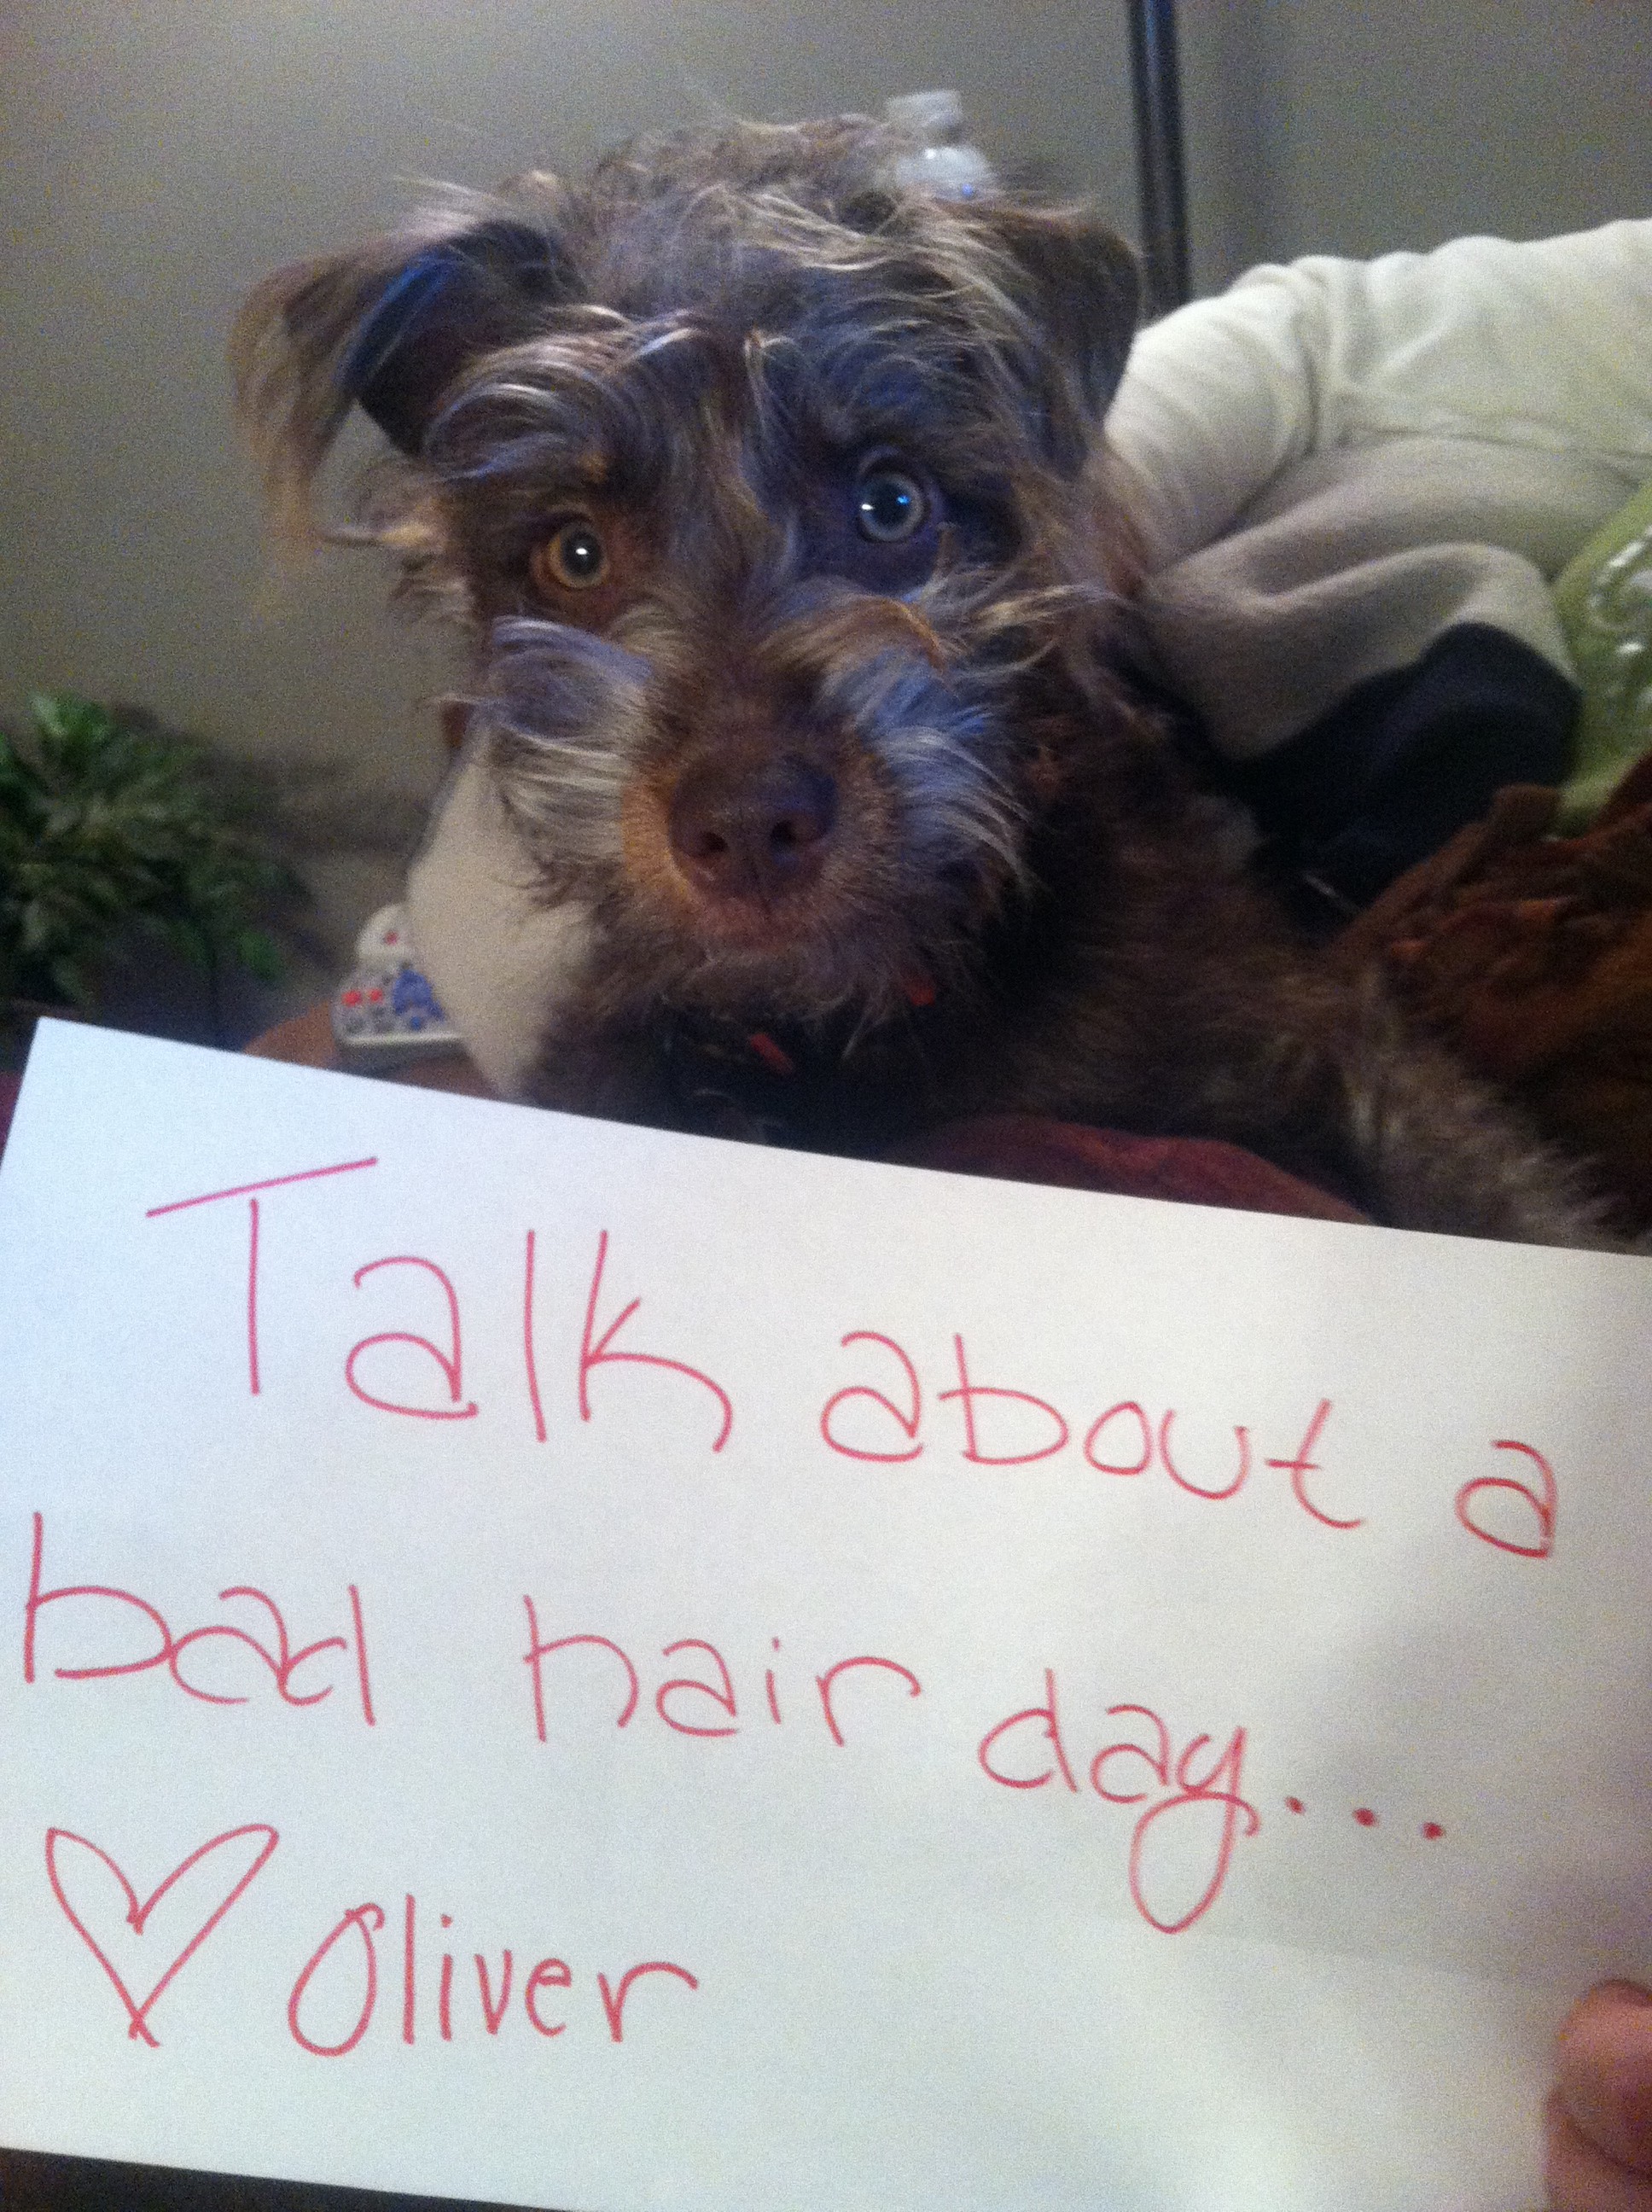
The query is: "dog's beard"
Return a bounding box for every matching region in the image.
[479,575,1045,1026]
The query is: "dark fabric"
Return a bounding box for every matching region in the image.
[1225,623,1579,923]
[0,2148,511,2212]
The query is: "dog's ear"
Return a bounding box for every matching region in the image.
[233,202,576,527]
[986,206,1140,416]
[953,203,1141,469]
[336,218,574,453]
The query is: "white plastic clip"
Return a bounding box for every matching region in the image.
[882,90,994,201]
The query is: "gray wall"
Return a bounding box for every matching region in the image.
[2,1,1647,1027]
[1238,0,1652,259]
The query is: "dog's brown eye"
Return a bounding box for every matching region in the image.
[854,469,928,544]
[534,520,608,591]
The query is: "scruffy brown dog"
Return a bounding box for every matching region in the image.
[236,112,1600,1243]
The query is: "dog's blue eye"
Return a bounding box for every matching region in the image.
[535,519,608,591]
[855,469,928,544]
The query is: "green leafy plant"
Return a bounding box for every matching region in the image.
[0,690,300,1015]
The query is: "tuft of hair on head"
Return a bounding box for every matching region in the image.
[577,112,1140,470]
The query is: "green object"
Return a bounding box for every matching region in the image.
[0,690,298,1014]
[1553,478,1652,827]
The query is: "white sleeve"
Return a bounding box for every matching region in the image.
[1108,219,1652,573]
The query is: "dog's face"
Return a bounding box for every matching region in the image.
[237,118,1140,1031]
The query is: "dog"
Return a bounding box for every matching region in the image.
[233,109,1604,1244]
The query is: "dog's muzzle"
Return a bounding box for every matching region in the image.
[666,754,839,906]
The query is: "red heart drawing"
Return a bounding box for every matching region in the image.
[45,1822,279,2045]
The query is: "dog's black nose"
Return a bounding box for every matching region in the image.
[668,758,837,903]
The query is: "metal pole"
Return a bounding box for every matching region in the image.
[1126,0,1192,314]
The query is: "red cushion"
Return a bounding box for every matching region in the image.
[901,1115,1367,1222]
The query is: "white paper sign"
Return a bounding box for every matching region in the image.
[3,1019,1651,2211]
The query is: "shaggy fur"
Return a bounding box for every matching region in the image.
[236,113,1603,1243]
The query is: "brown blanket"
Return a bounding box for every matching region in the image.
[1334,754,1652,1234]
